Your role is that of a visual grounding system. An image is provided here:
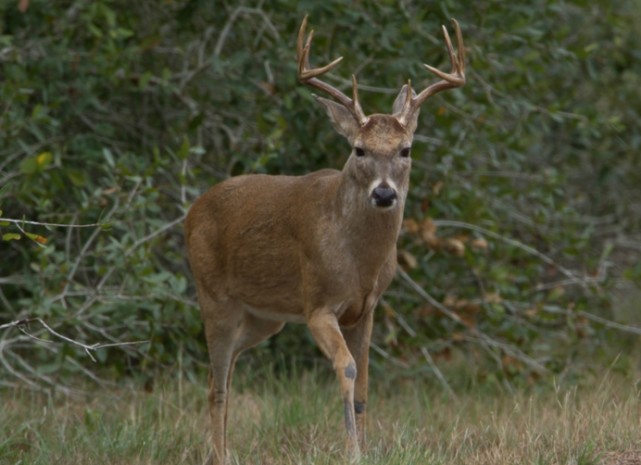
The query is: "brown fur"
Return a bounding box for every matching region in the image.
[185,16,465,465]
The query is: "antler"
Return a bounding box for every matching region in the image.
[297,15,369,126]
[396,19,466,127]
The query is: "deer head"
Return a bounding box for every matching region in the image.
[297,15,465,211]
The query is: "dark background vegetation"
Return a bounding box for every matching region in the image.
[1,0,640,392]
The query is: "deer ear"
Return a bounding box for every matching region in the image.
[315,96,361,144]
[392,84,420,134]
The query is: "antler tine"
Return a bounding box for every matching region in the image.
[454,18,466,73]
[298,27,343,79]
[397,19,466,127]
[433,25,454,70]
[296,15,312,74]
[424,20,465,82]
[404,79,413,108]
[296,15,368,126]
[351,74,367,122]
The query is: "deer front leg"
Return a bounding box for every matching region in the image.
[343,308,374,450]
[307,310,360,461]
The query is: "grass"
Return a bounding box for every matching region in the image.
[1,368,640,465]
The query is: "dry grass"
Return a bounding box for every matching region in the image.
[1,370,640,465]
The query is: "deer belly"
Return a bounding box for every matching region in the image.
[244,305,307,324]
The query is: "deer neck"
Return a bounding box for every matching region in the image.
[332,174,404,272]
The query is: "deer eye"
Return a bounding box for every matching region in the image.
[354,147,365,157]
[400,147,411,158]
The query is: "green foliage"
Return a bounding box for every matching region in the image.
[0,0,639,388]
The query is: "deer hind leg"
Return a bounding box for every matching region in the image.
[343,308,374,451]
[227,313,285,398]
[201,306,239,465]
[202,305,284,465]
[307,310,360,461]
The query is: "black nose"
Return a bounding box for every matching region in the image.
[372,185,397,207]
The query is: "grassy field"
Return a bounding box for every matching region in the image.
[1,369,640,465]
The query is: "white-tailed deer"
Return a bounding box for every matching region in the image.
[185,15,465,464]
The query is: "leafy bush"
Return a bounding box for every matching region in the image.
[1,0,639,390]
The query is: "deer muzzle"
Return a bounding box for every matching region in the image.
[370,182,397,208]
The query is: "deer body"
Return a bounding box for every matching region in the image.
[185,16,465,465]
[186,167,401,326]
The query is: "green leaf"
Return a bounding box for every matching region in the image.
[67,169,87,187]
[2,233,21,241]
[102,148,115,168]
[177,137,190,160]
[31,104,45,119]
[139,71,152,89]
[0,182,12,198]
[25,232,48,245]
[36,151,52,168]
[113,27,133,39]
[88,23,103,38]
[19,152,52,175]
[19,156,39,175]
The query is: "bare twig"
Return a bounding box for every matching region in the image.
[0,318,149,362]
[434,219,588,288]
[92,214,186,295]
[420,346,457,398]
[511,302,641,337]
[0,347,44,391]
[0,217,104,228]
[370,342,409,368]
[467,332,548,373]
[396,267,548,374]
[59,199,120,307]
[615,237,641,253]
[577,311,641,335]
[396,267,466,325]
[380,297,417,337]
[214,7,280,58]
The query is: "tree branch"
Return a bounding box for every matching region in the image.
[0,217,105,228]
[0,318,149,362]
